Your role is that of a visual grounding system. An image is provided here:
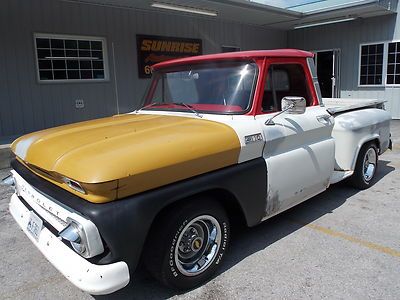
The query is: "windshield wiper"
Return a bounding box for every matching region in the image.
[172,102,203,118]
[138,102,202,118]
[138,102,159,111]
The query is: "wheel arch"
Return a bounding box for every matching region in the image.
[140,187,248,266]
[143,187,248,239]
[351,136,380,170]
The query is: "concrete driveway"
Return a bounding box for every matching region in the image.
[1,121,399,300]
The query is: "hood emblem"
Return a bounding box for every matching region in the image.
[244,133,263,144]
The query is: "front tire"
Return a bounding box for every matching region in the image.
[144,198,230,290]
[349,142,378,189]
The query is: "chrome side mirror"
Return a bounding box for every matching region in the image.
[265,96,307,125]
[281,96,306,115]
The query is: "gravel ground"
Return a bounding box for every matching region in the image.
[1,121,399,300]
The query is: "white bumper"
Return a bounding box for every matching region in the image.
[9,193,130,295]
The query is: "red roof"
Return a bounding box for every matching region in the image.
[153,49,313,69]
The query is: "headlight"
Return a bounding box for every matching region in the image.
[58,216,104,258]
[1,174,15,186]
[59,220,87,255]
[1,174,18,194]
[59,216,104,258]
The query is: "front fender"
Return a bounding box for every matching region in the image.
[11,158,267,277]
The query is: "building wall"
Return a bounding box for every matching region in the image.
[0,0,287,140]
[288,11,400,119]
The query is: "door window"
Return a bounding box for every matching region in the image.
[262,64,312,112]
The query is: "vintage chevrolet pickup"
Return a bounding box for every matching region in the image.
[3,50,392,294]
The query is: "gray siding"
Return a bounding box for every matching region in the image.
[0,0,286,139]
[288,12,400,119]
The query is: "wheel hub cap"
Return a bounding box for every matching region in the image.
[363,148,377,181]
[175,215,222,276]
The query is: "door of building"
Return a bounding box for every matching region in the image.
[314,50,340,98]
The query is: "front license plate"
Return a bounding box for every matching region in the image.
[27,211,43,241]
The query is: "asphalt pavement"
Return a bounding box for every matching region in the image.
[1,121,399,300]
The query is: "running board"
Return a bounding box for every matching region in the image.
[330,170,354,184]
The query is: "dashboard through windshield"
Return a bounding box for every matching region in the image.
[141,61,258,114]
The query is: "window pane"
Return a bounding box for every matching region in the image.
[91,41,102,50]
[361,65,367,75]
[369,45,377,54]
[396,64,400,74]
[52,60,66,69]
[80,70,92,79]
[51,39,64,48]
[387,75,394,84]
[377,44,384,54]
[67,70,80,79]
[80,60,92,69]
[368,65,375,74]
[51,49,64,57]
[36,38,50,48]
[360,75,367,85]
[388,53,395,64]
[361,46,368,55]
[367,76,375,84]
[91,50,103,59]
[92,60,103,69]
[66,49,78,57]
[93,70,105,79]
[361,55,368,65]
[368,55,376,64]
[67,60,79,69]
[262,64,312,111]
[78,40,90,49]
[388,64,395,74]
[40,70,53,80]
[37,49,50,59]
[65,39,78,49]
[54,70,67,80]
[38,60,52,69]
[79,50,90,57]
[389,42,396,53]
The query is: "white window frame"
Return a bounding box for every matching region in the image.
[358,41,386,88]
[384,39,400,87]
[34,33,110,83]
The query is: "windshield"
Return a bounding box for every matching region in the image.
[141,61,258,114]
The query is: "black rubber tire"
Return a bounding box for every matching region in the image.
[143,198,230,290]
[348,142,378,189]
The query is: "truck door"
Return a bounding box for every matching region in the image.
[256,61,335,218]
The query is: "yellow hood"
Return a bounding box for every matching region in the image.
[11,114,241,203]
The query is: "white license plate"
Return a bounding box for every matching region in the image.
[27,211,43,241]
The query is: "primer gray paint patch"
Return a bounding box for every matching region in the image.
[14,137,36,160]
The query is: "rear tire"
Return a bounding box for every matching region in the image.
[348,142,378,189]
[144,198,230,290]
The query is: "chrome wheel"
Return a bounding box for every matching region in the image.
[175,215,221,277]
[363,147,377,182]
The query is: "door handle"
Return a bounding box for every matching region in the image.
[317,114,332,125]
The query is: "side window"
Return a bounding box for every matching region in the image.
[262,64,312,112]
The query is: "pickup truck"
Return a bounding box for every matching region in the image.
[3,49,392,295]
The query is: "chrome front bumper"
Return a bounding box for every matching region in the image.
[9,193,130,295]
